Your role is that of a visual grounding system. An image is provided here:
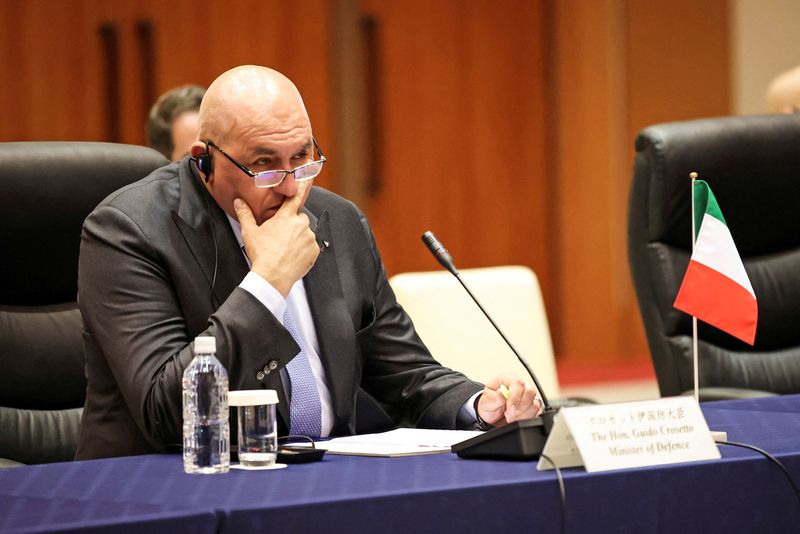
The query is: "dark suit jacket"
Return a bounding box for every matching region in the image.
[75,159,482,459]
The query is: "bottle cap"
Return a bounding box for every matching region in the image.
[194,336,216,354]
[229,389,279,406]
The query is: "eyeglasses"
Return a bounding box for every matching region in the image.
[206,138,326,188]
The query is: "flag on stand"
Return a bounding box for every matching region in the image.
[673,180,758,345]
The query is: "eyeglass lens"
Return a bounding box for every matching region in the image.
[253,161,324,188]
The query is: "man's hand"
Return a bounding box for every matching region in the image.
[233,181,319,297]
[477,373,542,427]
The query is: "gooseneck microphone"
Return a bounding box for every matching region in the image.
[421,231,458,275]
[422,231,552,411]
[421,230,557,460]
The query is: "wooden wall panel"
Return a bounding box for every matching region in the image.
[550,0,630,362]
[626,0,731,135]
[0,0,334,188]
[356,0,553,310]
[551,0,731,365]
[0,0,107,142]
[0,0,732,372]
[140,0,335,188]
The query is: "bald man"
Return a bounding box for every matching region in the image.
[76,66,539,459]
[767,65,800,114]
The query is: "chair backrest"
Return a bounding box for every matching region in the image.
[0,142,168,465]
[628,114,800,397]
[389,266,560,398]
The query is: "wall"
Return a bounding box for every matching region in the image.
[549,0,730,365]
[731,0,800,115]
[0,0,735,373]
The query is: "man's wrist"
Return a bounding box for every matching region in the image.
[240,271,288,318]
[251,267,292,298]
[473,394,494,431]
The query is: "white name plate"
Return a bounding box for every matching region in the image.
[537,396,720,472]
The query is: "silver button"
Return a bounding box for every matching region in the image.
[268,360,278,370]
[256,371,265,380]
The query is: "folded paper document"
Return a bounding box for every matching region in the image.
[297,428,483,457]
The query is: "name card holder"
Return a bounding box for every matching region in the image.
[537,396,720,472]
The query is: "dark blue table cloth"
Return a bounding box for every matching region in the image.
[2,395,800,533]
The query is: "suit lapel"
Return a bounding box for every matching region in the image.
[171,161,247,308]
[304,209,356,431]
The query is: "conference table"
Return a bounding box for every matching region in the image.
[2,395,800,533]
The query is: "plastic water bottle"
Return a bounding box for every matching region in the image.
[183,335,230,474]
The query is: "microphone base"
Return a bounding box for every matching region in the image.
[452,416,550,461]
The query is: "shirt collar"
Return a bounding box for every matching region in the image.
[226,214,244,249]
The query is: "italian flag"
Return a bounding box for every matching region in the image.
[673,180,758,345]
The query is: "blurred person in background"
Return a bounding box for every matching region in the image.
[767,66,800,114]
[146,84,206,160]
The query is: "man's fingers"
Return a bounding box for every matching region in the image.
[480,387,507,410]
[233,198,256,228]
[276,180,311,216]
[506,378,526,406]
[476,388,506,427]
[485,374,527,405]
[505,384,539,421]
[482,373,542,424]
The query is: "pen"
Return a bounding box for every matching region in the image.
[498,384,509,400]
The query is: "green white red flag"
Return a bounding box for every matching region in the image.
[673,180,757,345]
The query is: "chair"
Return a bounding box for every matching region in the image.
[0,142,169,467]
[389,266,560,398]
[628,114,800,399]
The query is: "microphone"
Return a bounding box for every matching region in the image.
[421,231,457,275]
[421,230,558,460]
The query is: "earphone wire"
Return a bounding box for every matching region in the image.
[198,160,219,300]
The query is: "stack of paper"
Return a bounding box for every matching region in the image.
[301,428,483,457]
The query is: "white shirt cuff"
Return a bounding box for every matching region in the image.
[458,391,482,425]
[239,271,287,321]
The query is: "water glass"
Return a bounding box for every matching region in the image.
[229,390,278,467]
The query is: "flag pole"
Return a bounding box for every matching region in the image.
[689,172,699,402]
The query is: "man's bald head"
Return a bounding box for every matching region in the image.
[190,66,319,226]
[767,66,800,114]
[198,66,310,144]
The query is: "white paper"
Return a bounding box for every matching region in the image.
[294,428,483,457]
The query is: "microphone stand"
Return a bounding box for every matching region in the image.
[422,231,558,460]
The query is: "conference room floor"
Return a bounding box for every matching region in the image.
[556,357,660,403]
[561,378,659,403]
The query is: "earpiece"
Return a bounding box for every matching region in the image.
[192,141,212,182]
[196,153,212,181]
